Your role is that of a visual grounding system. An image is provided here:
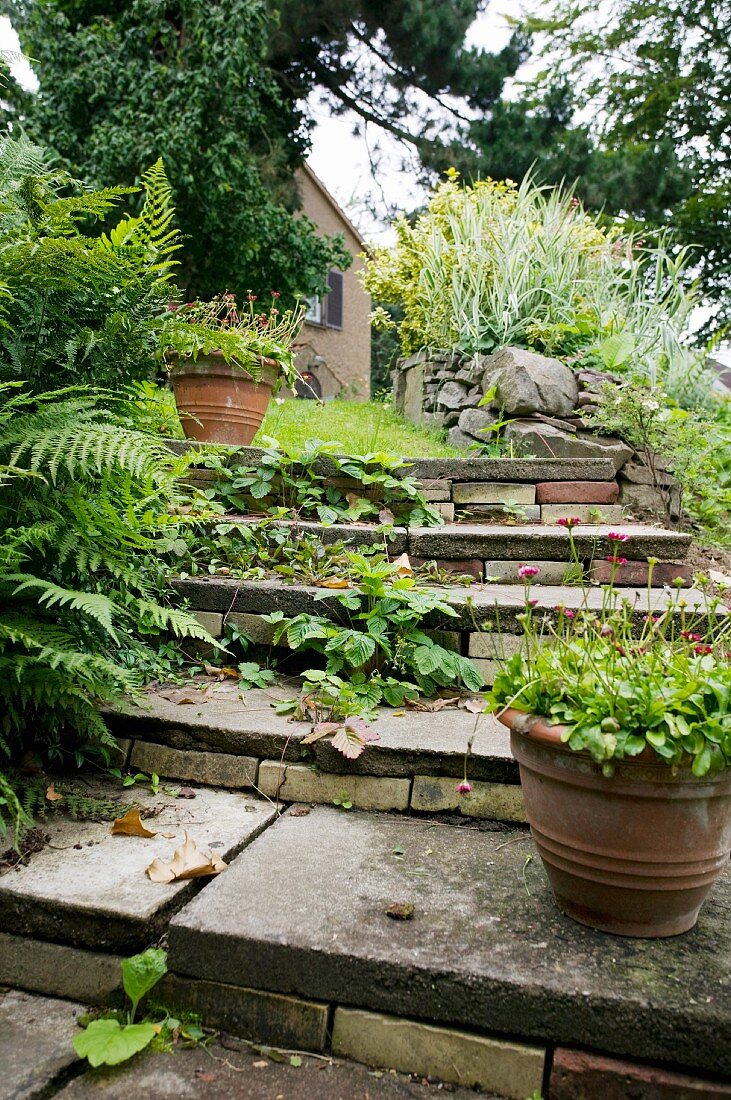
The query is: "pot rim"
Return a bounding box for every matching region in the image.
[166,349,280,378]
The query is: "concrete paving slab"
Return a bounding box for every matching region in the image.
[55,1041,497,1099]
[169,808,731,1076]
[0,784,278,952]
[0,988,84,1098]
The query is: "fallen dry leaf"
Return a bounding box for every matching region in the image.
[111,808,157,838]
[45,784,63,802]
[157,686,210,705]
[406,696,459,713]
[391,552,413,577]
[460,696,486,714]
[317,577,351,589]
[146,831,227,883]
[379,507,395,525]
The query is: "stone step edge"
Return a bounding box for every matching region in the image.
[112,735,524,820]
[4,933,727,1098]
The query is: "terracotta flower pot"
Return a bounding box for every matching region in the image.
[168,352,280,446]
[498,707,731,937]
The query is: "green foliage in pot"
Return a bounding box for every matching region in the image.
[486,547,731,776]
[161,293,304,390]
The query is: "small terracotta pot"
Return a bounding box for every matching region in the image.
[168,352,280,446]
[498,707,731,937]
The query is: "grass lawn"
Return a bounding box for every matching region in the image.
[253,398,464,457]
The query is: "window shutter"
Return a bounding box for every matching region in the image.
[325,270,344,329]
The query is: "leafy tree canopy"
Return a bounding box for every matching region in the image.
[523,0,731,336]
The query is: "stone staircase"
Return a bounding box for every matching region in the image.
[2,452,728,1098]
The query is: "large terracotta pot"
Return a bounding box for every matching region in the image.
[499,707,731,937]
[168,352,280,446]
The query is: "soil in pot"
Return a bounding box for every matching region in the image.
[500,708,731,938]
[170,353,280,446]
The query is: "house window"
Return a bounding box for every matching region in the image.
[305,270,344,329]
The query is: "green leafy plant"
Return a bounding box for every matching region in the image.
[0,384,214,838]
[201,439,443,528]
[266,554,483,734]
[74,948,168,1067]
[332,789,353,810]
[487,542,731,776]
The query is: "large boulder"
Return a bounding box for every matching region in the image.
[503,421,632,471]
[482,346,579,418]
[457,407,500,442]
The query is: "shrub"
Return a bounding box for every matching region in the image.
[362,170,695,393]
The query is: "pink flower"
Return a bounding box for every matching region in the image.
[271,290,281,298]
[681,631,703,642]
[247,293,258,302]
[518,565,540,579]
[562,608,576,619]
[605,554,628,566]
[694,644,712,656]
[456,781,472,795]
[556,516,581,528]
[526,598,539,608]
[600,624,613,637]
[608,532,630,543]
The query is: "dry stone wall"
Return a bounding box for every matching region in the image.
[393,346,677,517]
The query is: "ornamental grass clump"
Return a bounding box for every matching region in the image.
[487,533,731,777]
[362,170,693,389]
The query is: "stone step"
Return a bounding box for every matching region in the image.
[167,807,730,1080]
[0,782,276,953]
[105,683,523,820]
[208,517,691,567]
[177,576,715,635]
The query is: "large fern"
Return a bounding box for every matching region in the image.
[0,385,211,838]
[0,136,180,393]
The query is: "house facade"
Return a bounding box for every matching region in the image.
[294,164,371,400]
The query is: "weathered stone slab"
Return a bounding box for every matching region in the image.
[504,422,632,470]
[483,560,574,584]
[258,761,410,811]
[459,504,542,522]
[452,482,536,505]
[108,692,517,782]
[404,457,616,482]
[536,480,619,504]
[159,974,329,1050]
[0,932,123,1004]
[0,784,277,951]
[540,503,624,525]
[191,610,223,637]
[411,775,526,821]
[549,1046,731,1099]
[468,632,524,659]
[0,989,84,1097]
[433,501,455,521]
[130,742,258,788]
[332,1007,544,1097]
[410,556,484,579]
[408,522,691,562]
[169,808,731,1075]
[589,560,693,587]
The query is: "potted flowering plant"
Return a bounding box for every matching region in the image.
[162,292,305,445]
[486,525,731,938]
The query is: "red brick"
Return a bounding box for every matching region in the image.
[589,560,692,587]
[550,1047,731,1099]
[536,480,619,504]
[409,557,484,579]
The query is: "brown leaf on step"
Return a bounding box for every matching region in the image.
[161,832,177,839]
[203,663,223,677]
[386,902,414,920]
[178,787,196,799]
[302,721,340,745]
[253,1061,268,1069]
[406,696,458,713]
[317,577,351,589]
[45,784,63,802]
[391,552,413,577]
[379,507,395,525]
[289,806,311,817]
[221,666,240,679]
[460,696,486,714]
[111,808,157,838]
[145,831,227,883]
[157,686,210,705]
